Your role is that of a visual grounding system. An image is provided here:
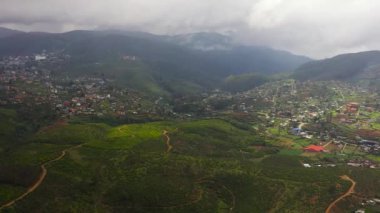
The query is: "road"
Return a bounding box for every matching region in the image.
[325,175,356,213]
[0,144,82,210]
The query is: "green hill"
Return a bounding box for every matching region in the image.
[222,73,269,92]
[2,118,375,212]
[293,51,380,81]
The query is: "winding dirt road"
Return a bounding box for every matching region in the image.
[298,122,306,129]
[325,175,356,213]
[163,130,172,153]
[0,144,82,210]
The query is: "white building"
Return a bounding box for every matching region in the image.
[35,55,47,61]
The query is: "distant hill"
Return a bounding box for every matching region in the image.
[293,51,380,81]
[0,27,23,38]
[222,73,269,92]
[0,28,311,95]
[166,32,311,74]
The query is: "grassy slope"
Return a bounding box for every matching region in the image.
[0,108,18,145]
[222,73,269,92]
[0,119,378,212]
[60,59,205,98]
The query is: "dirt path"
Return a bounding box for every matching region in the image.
[0,144,82,210]
[341,143,348,153]
[323,140,333,148]
[298,122,306,129]
[163,130,172,153]
[325,175,356,213]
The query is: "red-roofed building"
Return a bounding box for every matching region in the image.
[304,145,325,152]
[346,102,359,113]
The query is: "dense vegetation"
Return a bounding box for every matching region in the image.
[222,73,269,92]
[1,108,378,212]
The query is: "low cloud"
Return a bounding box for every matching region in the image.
[1,0,380,58]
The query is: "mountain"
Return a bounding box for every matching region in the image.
[167,32,311,74]
[0,27,23,38]
[0,28,311,95]
[293,51,380,81]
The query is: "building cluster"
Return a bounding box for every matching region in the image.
[176,80,380,167]
[0,52,172,119]
[48,78,147,118]
[347,159,379,169]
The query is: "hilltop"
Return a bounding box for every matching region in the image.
[0,27,23,38]
[293,51,380,82]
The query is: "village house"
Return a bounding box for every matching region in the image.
[303,145,325,152]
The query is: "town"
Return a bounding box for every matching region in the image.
[1,52,379,170]
[0,52,174,122]
[170,80,380,169]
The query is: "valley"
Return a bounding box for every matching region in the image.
[0,30,379,213]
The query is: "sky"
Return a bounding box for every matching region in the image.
[0,0,379,58]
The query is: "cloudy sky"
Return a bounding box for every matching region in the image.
[0,0,379,58]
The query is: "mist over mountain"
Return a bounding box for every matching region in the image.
[3,27,380,95]
[0,29,311,71]
[166,32,233,51]
[0,28,311,95]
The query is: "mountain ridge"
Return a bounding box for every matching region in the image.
[293,50,380,81]
[0,28,312,95]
